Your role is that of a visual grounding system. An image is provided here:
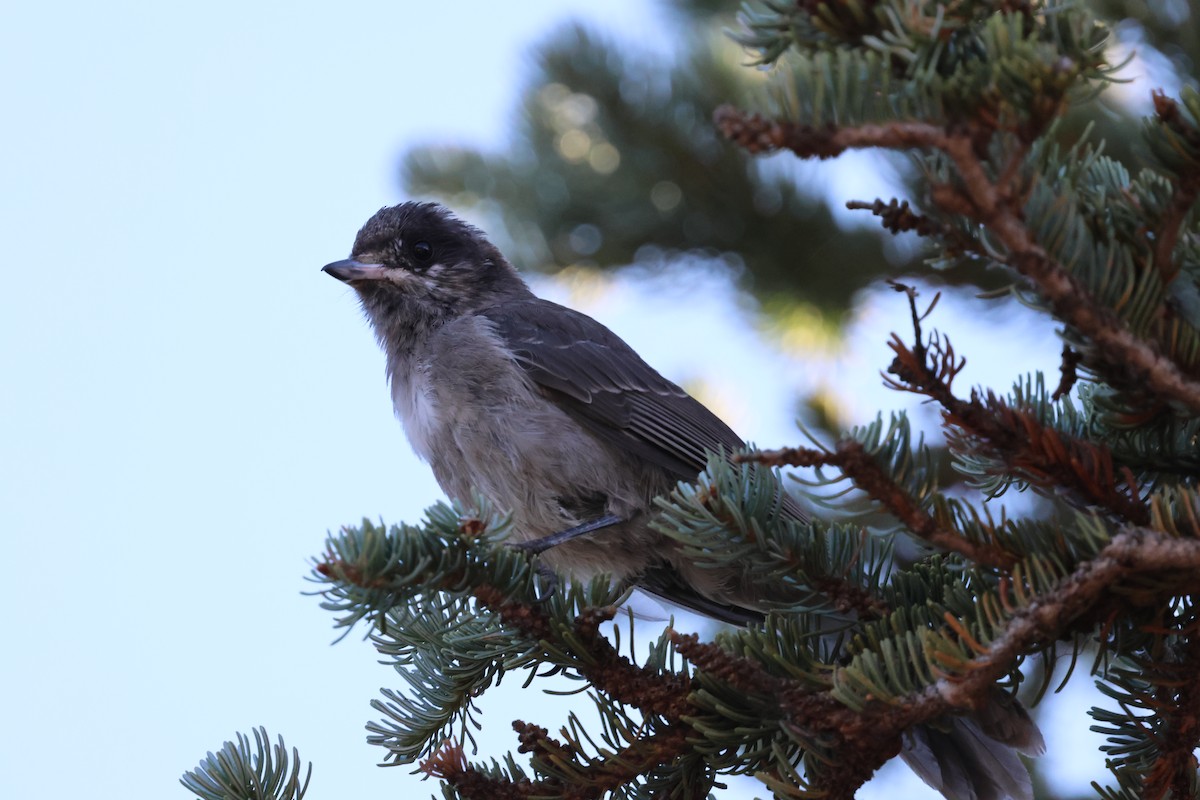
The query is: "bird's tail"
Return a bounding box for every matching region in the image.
[899,691,1045,800]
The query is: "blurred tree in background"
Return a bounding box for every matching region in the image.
[402,1,903,321]
[400,0,1194,325]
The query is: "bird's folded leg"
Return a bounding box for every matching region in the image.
[512,514,623,555]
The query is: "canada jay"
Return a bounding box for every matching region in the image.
[324,201,1043,798]
[322,201,796,622]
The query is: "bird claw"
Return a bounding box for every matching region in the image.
[530,565,560,604]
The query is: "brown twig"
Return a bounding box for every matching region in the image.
[1052,344,1083,401]
[421,743,543,799]
[670,631,786,695]
[847,198,989,260]
[474,584,555,641]
[740,444,836,469]
[812,571,892,619]
[994,136,1034,203]
[514,721,696,799]
[715,106,958,160]
[888,332,1151,525]
[844,199,934,235]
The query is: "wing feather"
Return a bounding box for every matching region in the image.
[480,298,744,480]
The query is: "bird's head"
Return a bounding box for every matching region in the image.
[323,202,529,339]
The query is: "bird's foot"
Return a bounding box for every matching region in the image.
[530,564,560,604]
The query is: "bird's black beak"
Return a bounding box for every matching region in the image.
[322,259,387,284]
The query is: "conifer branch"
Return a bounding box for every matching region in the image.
[717,105,1200,412]
[657,456,894,620]
[514,722,695,798]
[679,528,1200,799]
[421,743,541,800]
[743,439,1018,568]
[990,208,1200,412]
[934,529,1200,711]
[715,106,959,161]
[1150,91,1200,284]
[673,631,939,800]
[387,576,703,796]
[845,198,988,260]
[890,335,1151,524]
[1053,344,1083,401]
[1141,618,1200,800]
[669,631,783,696]
[767,531,1200,798]
[885,288,1151,525]
[569,606,695,722]
[400,578,699,725]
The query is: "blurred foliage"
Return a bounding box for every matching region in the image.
[402,11,903,319]
[1092,0,1197,84]
[400,0,1195,325]
[1051,1,1195,170]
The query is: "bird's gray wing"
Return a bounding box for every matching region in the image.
[481,297,806,623]
[480,298,746,480]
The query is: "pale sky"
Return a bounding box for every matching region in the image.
[1,2,1114,798]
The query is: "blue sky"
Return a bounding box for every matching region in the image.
[1,2,1125,798]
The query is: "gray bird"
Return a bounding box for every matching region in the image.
[322,201,790,622]
[323,201,1043,799]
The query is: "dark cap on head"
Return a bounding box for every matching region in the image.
[323,202,531,319]
[350,202,491,265]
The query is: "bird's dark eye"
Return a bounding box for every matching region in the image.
[411,241,433,263]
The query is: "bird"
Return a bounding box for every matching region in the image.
[323,201,1043,798]
[321,200,798,622]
